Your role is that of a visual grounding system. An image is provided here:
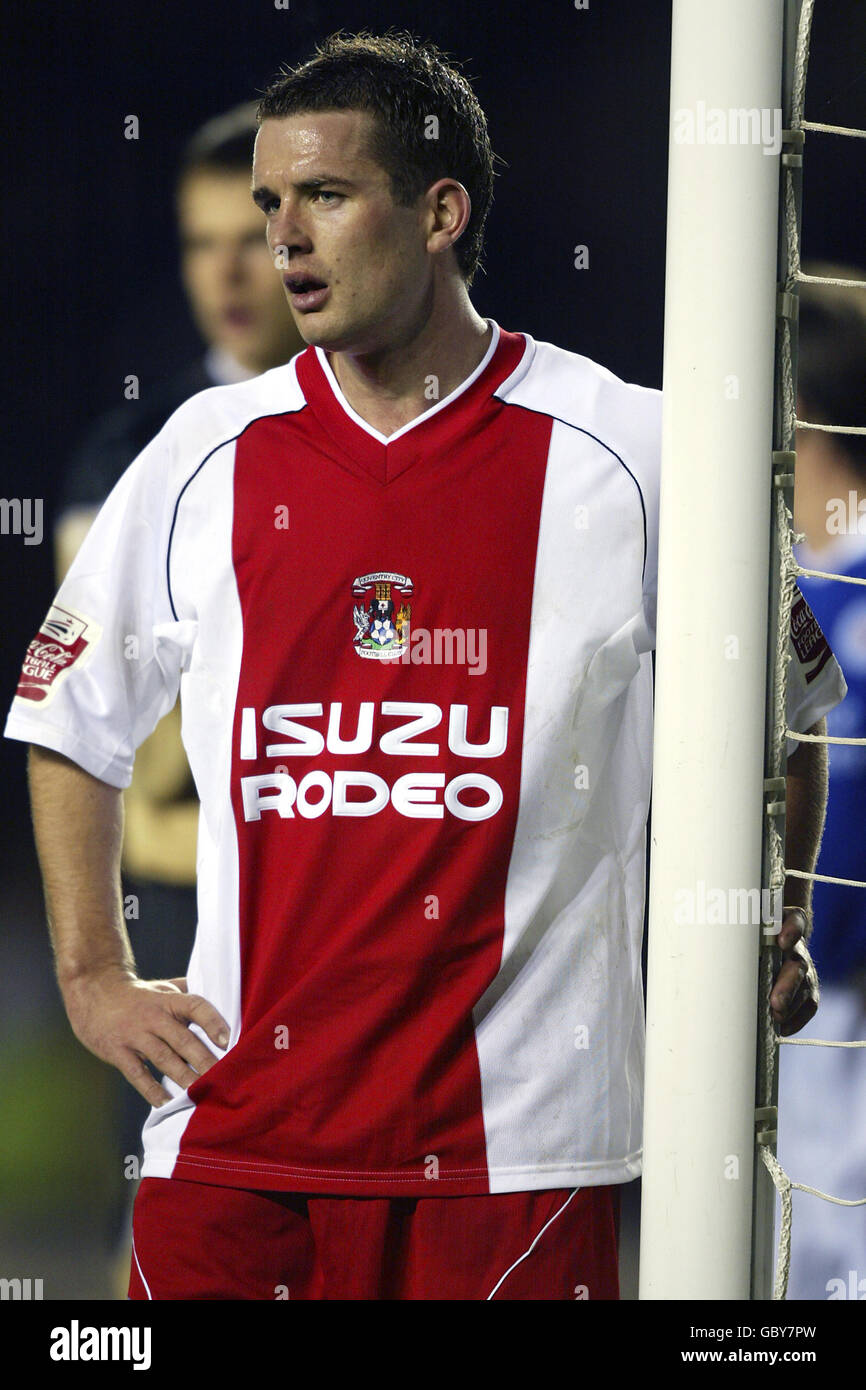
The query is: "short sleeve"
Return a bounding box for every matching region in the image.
[785,586,848,758]
[4,427,197,788]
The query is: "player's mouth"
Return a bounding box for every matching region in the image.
[284,274,329,311]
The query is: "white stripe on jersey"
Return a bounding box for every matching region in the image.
[474,360,658,1188]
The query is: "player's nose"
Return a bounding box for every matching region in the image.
[267,199,313,257]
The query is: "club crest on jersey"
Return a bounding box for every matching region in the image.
[352,570,413,661]
[15,603,101,706]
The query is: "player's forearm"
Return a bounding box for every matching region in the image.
[783,718,829,931]
[28,745,136,987]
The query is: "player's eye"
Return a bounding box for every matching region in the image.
[313,190,342,204]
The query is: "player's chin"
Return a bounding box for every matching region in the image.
[288,308,334,345]
[294,319,361,354]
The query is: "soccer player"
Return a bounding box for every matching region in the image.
[6,31,844,1300]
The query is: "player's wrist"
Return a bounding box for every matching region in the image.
[56,956,138,995]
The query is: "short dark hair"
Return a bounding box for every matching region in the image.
[256,30,499,286]
[177,102,260,186]
[797,263,866,477]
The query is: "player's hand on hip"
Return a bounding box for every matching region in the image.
[769,908,818,1037]
[61,965,230,1107]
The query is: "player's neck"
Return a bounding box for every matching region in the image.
[325,287,492,438]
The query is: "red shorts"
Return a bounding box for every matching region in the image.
[128,1176,620,1300]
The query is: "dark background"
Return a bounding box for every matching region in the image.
[0,0,863,1295]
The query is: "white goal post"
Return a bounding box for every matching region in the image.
[638,0,797,1299]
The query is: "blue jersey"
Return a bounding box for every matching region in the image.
[797,537,866,982]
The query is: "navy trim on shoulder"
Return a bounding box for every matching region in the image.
[166,407,305,621]
[504,402,649,585]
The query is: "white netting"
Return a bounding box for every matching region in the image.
[762,0,866,1301]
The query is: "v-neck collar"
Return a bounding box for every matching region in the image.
[294,319,531,485]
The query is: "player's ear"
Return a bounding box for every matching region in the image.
[424,178,471,259]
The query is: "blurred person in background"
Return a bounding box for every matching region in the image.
[54,102,304,1281]
[779,261,866,1300]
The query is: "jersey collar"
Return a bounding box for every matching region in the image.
[295,319,529,484]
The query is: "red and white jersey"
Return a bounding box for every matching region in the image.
[5,322,846,1196]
